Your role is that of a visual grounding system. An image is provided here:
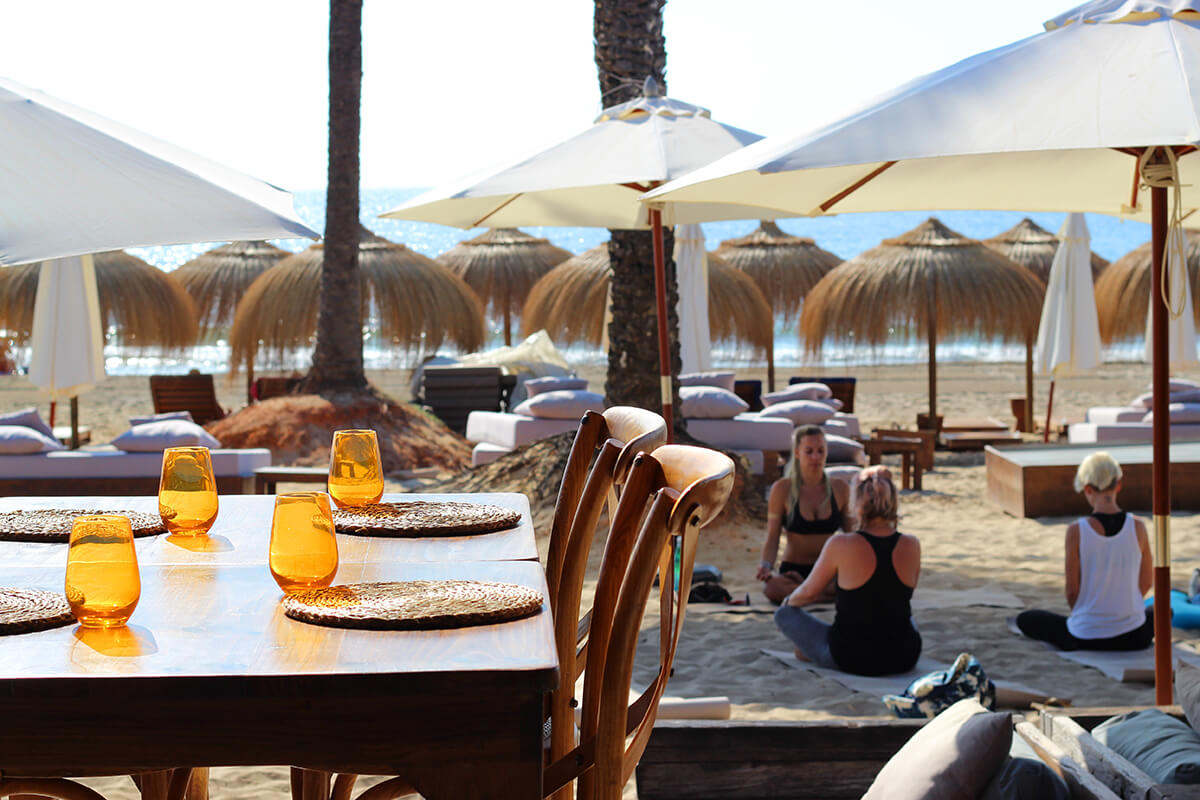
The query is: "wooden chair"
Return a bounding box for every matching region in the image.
[149,373,227,425]
[313,443,735,800]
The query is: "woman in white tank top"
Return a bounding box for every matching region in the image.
[1015,452,1153,651]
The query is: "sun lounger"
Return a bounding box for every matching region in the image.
[1068,421,1200,443]
[1086,406,1149,424]
[0,446,271,496]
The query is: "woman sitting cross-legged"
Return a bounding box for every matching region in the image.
[774,465,922,676]
[757,425,852,605]
[1015,452,1153,651]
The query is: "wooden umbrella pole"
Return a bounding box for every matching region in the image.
[650,208,674,441]
[1151,180,1172,704]
[927,279,938,424]
[1025,336,1034,434]
[1043,380,1056,444]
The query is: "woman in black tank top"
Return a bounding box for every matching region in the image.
[774,465,922,676]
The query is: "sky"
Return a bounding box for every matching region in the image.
[0,0,1075,193]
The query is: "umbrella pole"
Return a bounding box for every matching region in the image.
[1025,336,1034,434]
[650,209,674,440]
[48,401,56,428]
[70,396,79,450]
[1043,380,1056,444]
[927,282,937,424]
[1151,181,1172,704]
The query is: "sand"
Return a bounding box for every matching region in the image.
[3,359,1197,798]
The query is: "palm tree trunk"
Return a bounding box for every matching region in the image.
[302,0,367,394]
[594,0,680,421]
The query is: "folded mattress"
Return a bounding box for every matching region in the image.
[471,442,512,467]
[686,414,794,451]
[465,411,580,448]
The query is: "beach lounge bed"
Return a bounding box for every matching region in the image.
[0,446,271,496]
[465,411,581,466]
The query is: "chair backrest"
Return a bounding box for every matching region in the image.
[790,375,856,413]
[545,444,735,800]
[149,373,226,425]
[419,365,504,435]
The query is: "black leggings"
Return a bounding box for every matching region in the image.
[1016,608,1153,651]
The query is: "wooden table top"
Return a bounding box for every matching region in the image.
[0,493,538,566]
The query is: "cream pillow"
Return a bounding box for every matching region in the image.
[112,420,221,452]
[825,433,866,465]
[679,386,748,419]
[763,382,832,405]
[523,376,587,397]
[512,390,605,420]
[757,399,835,425]
[0,407,56,439]
[679,371,736,392]
[0,425,66,454]
[129,410,195,426]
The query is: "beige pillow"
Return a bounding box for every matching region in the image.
[512,390,605,419]
[763,382,832,405]
[0,407,56,439]
[1143,402,1200,424]
[111,420,221,452]
[863,698,1012,800]
[0,425,66,454]
[523,376,587,397]
[679,386,748,419]
[679,371,736,392]
[758,399,835,425]
[825,433,865,464]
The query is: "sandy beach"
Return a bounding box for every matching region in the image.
[3,359,1197,798]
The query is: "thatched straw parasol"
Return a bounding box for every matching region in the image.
[230,228,485,380]
[800,218,1045,423]
[171,241,291,338]
[434,228,572,347]
[714,220,842,391]
[1095,232,1200,344]
[982,217,1108,284]
[522,244,773,357]
[0,250,198,351]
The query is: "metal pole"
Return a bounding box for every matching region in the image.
[650,208,674,441]
[1151,180,1172,704]
[1043,380,1056,444]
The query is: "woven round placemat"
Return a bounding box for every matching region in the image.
[281,580,543,630]
[332,501,521,537]
[0,588,74,634]
[0,509,166,543]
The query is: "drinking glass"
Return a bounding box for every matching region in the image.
[159,446,219,536]
[269,491,338,594]
[65,515,140,628]
[327,429,384,509]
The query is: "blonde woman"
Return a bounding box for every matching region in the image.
[1015,452,1153,651]
[774,465,922,676]
[757,425,851,605]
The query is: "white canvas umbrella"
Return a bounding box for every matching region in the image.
[0,75,316,266]
[673,224,712,375]
[1145,227,1200,369]
[381,79,761,435]
[1035,213,1104,441]
[28,254,105,447]
[645,0,1200,699]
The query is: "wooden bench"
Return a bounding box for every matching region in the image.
[861,437,923,490]
[149,373,227,425]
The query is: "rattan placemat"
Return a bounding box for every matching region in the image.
[0,588,74,634]
[282,580,543,630]
[332,501,521,537]
[0,509,166,543]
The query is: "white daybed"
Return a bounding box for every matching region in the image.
[466,411,581,467]
[1068,422,1200,444]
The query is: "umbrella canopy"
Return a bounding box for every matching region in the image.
[0,75,315,266]
[674,224,713,375]
[0,251,199,351]
[229,228,485,375]
[644,0,1200,699]
[522,244,772,355]
[172,241,291,338]
[799,218,1044,420]
[1036,214,1103,379]
[1095,231,1200,342]
[983,218,1108,285]
[28,254,105,402]
[434,228,572,346]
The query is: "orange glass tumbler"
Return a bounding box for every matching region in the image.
[269,491,338,594]
[327,429,383,509]
[159,446,219,536]
[65,515,140,628]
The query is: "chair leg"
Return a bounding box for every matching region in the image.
[330,775,357,800]
[0,778,107,800]
[290,768,331,800]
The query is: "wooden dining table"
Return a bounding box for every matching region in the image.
[0,493,558,800]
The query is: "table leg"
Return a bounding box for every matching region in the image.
[901,453,912,490]
[912,456,923,491]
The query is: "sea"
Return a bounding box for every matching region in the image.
[110,187,1154,376]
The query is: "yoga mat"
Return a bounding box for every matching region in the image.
[691,584,1022,614]
[1007,617,1200,681]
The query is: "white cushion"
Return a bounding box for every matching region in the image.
[1144,402,1200,424]
[1132,389,1200,407]
[757,399,836,425]
[465,411,581,448]
[686,414,794,451]
[825,433,866,465]
[471,441,511,467]
[679,386,748,419]
[679,371,736,392]
[523,376,587,397]
[0,425,66,454]
[511,389,605,420]
[762,382,832,405]
[0,447,270,479]
[1086,406,1148,424]
[822,413,861,439]
[0,407,56,439]
[1062,423,1200,444]
[111,420,221,452]
[129,410,195,426]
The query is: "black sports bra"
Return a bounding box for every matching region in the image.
[784,488,842,535]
